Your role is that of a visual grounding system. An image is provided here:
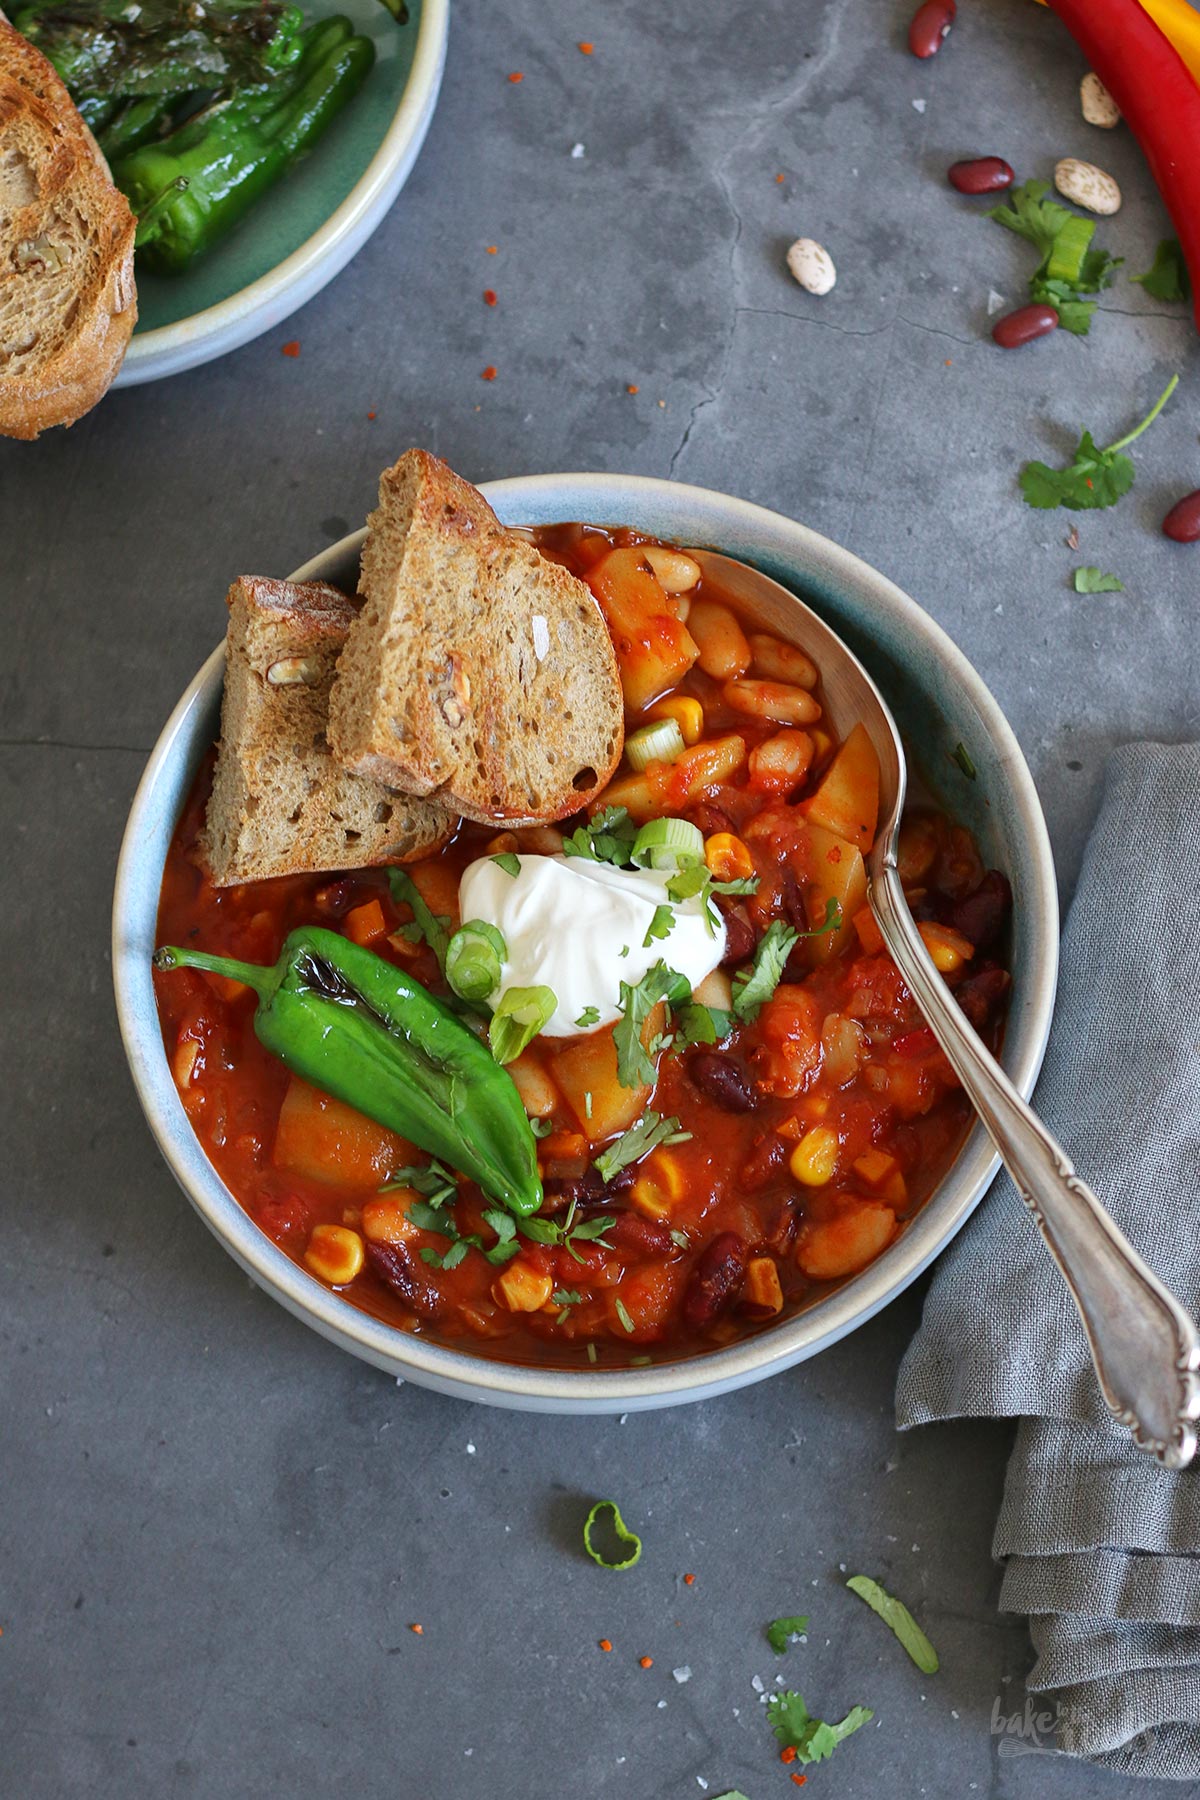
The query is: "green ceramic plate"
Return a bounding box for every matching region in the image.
[114,0,447,385]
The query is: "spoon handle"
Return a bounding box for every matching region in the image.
[871,863,1200,1469]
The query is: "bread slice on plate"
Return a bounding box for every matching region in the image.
[327,450,625,825]
[202,576,454,886]
[0,19,137,440]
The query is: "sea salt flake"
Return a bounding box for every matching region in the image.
[571,142,585,158]
[987,288,1007,316]
[912,97,927,112]
[673,1666,692,1684]
[466,1443,476,1455]
[751,1675,765,1693]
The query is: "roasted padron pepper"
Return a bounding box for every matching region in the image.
[113,16,373,274]
[153,927,543,1217]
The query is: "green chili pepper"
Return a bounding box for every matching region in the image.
[153,927,542,1217]
[113,17,373,274]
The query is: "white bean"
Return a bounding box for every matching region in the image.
[1080,71,1120,130]
[787,237,836,296]
[1054,156,1121,215]
[642,546,701,592]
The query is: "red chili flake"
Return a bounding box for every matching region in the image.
[598,1638,613,1653]
[775,172,785,183]
[1086,477,1094,489]
[481,365,498,381]
[791,1777,807,1789]
[508,70,524,82]
[486,244,498,254]
[483,289,498,306]
[626,383,640,394]
[578,40,594,52]
[409,1623,423,1635]
[366,410,377,420]
[683,1573,696,1586]
[281,340,300,358]
[780,1747,798,1765]
[638,1655,653,1669]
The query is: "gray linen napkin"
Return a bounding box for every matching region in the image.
[896,742,1200,1780]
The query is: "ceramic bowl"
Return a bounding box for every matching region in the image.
[112,0,448,386]
[113,473,1059,1412]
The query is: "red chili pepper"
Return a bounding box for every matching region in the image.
[1045,0,1200,332]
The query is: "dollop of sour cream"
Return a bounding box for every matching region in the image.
[458,854,727,1037]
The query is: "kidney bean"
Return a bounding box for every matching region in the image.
[718,903,756,968]
[682,1231,747,1329]
[1163,490,1200,543]
[366,1239,444,1319]
[607,1211,676,1257]
[689,1051,757,1112]
[742,1130,786,1191]
[992,304,1059,349]
[956,963,1012,1032]
[687,802,736,839]
[948,156,1013,195]
[909,0,955,58]
[943,869,1012,950]
[313,878,357,918]
[545,1164,636,1211]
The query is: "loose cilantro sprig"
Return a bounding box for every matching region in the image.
[988,178,1119,336]
[594,1110,690,1182]
[1132,238,1190,305]
[767,1689,873,1766]
[766,1614,809,1655]
[517,1196,615,1262]
[1019,374,1178,512]
[1073,566,1124,593]
[731,920,799,1022]
[387,867,452,973]
[643,903,675,948]
[666,860,759,935]
[614,960,691,1088]
[846,1575,939,1674]
[380,1160,459,1207]
[562,804,640,867]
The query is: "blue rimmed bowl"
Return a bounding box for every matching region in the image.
[113,473,1059,1411]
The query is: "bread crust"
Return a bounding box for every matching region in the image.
[328,450,625,826]
[0,20,136,440]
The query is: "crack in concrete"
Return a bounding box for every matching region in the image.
[0,736,151,755]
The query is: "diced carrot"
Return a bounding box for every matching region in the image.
[852,903,885,956]
[343,898,387,946]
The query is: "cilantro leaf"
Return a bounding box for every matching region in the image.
[614,960,690,1088]
[766,1614,809,1655]
[767,1689,873,1766]
[1020,375,1178,513]
[594,1110,690,1182]
[643,903,675,948]
[380,1160,459,1207]
[575,1004,601,1029]
[583,1498,642,1570]
[731,919,799,1022]
[480,1208,520,1264]
[516,1197,615,1261]
[1073,566,1124,593]
[1029,276,1096,336]
[386,868,452,974]
[421,1237,470,1272]
[990,180,1119,336]
[491,851,521,877]
[1132,238,1190,304]
[846,1574,939,1674]
[987,178,1072,258]
[552,1288,582,1306]
[562,805,639,868]
[676,1001,731,1046]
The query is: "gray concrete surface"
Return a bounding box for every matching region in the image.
[2,0,1198,1794]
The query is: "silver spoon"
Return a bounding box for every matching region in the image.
[693,549,1200,1469]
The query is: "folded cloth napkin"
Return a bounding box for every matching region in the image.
[896,742,1200,1780]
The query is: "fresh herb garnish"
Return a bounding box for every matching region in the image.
[594,1110,690,1182]
[1019,374,1178,512]
[988,179,1119,336]
[614,960,690,1088]
[387,867,452,974]
[952,742,977,780]
[614,1296,636,1334]
[643,903,675,948]
[517,1196,615,1262]
[846,1574,939,1674]
[552,1288,582,1306]
[767,1614,810,1655]
[562,805,640,867]
[491,851,521,877]
[675,1001,731,1045]
[1073,566,1124,593]
[575,1004,602,1029]
[1131,238,1190,304]
[731,919,799,1022]
[666,860,759,935]
[767,1689,874,1766]
[380,1159,459,1207]
[407,1193,519,1268]
[420,1237,470,1271]
[530,1116,555,1139]
[583,1498,642,1570]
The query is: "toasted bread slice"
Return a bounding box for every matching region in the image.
[0,20,137,440]
[202,576,454,886]
[327,451,625,825]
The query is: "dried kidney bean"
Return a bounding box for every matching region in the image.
[909,0,955,57]
[992,305,1059,349]
[689,1051,756,1112]
[948,156,1013,194]
[366,1239,444,1319]
[682,1231,747,1328]
[943,869,1011,950]
[1163,490,1200,542]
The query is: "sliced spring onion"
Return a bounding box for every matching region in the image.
[846,1574,939,1674]
[445,919,507,1002]
[1045,211,1095,286]
[488,985,557,1064]
[583,1498,642,1570]
[625,717,686,772]
[630,816,704,872]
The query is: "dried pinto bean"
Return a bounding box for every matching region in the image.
[689,1051,757,1112]
[366,1239,444,1319]
[683,1231,748,1328]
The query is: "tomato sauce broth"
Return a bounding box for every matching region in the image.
[154,525,1012,1369]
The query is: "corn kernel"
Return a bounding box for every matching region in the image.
[493,1260,554,1313]
[742,1255,784,1316]
[789,1125,840,1187]
[918,920,975,974]
[646,694,705,745]
[630,1150,685,1220]
[304,1224,365,1286]
[630,1178,672,1221]
[704,831,755,883]
[173,1037,200,1089]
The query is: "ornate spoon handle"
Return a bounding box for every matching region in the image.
[870,860,1200,1470]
